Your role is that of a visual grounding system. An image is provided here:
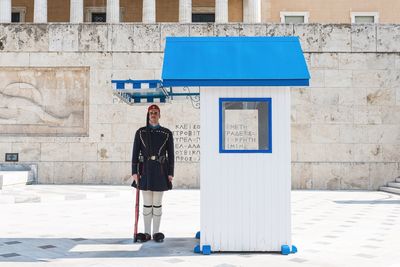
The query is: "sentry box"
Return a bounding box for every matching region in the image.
[163,37,310,253]
[112,36,310,253]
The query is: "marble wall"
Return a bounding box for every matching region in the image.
[0,23,399,189]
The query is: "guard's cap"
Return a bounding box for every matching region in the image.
[148,104,160,113]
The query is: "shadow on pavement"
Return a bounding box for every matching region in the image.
[0,237,201,262]
[334,200,400,204]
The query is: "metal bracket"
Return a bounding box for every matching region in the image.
[182,86,200,109]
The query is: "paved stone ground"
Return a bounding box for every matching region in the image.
[1,185,400,267]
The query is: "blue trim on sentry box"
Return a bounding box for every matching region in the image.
[219,97,272,154]
[162,79,309,87]
[281,245,291,255]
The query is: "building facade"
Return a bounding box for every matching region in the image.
[1,1,400,190]
[0,22,400,190]
[1,0,400,24]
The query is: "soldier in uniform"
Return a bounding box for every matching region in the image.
[131,104,174,243]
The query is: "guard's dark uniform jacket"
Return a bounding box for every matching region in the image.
[131,125,174,191]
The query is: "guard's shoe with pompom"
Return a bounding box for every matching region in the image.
[136,233,151,243]
[153,232,165,242]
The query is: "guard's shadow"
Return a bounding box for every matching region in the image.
[334,193,400,205]
[0,237,201,262]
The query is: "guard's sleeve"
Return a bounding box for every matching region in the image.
[167,130,175,176]
[132,130,141,175]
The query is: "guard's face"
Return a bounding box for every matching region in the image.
[148,109,160,124]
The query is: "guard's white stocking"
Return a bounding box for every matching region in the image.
[152,191,164,234]
[142,191,153,235]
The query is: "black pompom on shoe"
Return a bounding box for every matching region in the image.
[136,233,151,243]
[153,232,165,242]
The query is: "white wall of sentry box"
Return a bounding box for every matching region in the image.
[200,86,292,252]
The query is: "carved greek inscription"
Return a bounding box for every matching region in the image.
[173,123,200,162]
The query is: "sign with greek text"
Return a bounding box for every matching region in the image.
[224,110,258,150]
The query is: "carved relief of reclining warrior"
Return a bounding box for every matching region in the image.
[0,82,79,126]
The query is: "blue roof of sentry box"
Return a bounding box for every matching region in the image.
[162,36,310,87]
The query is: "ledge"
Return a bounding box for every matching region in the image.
[0,23,397,53]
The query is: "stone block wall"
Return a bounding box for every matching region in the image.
[0,23,399,189]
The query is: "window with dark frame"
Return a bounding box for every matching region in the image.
[192,13,215,23]
[92,13,106,22]
[11,12,21,23]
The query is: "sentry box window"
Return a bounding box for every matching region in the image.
[219,98,272,153]
[5,153,19,162]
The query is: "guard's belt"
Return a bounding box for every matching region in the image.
[147,155,167,162]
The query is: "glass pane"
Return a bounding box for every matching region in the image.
[220,99,271,152]
[354,16,375,23]
[92,13,106,22]
[284,16,305,23]
[11,12,20,23]
[192,13,215,23]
